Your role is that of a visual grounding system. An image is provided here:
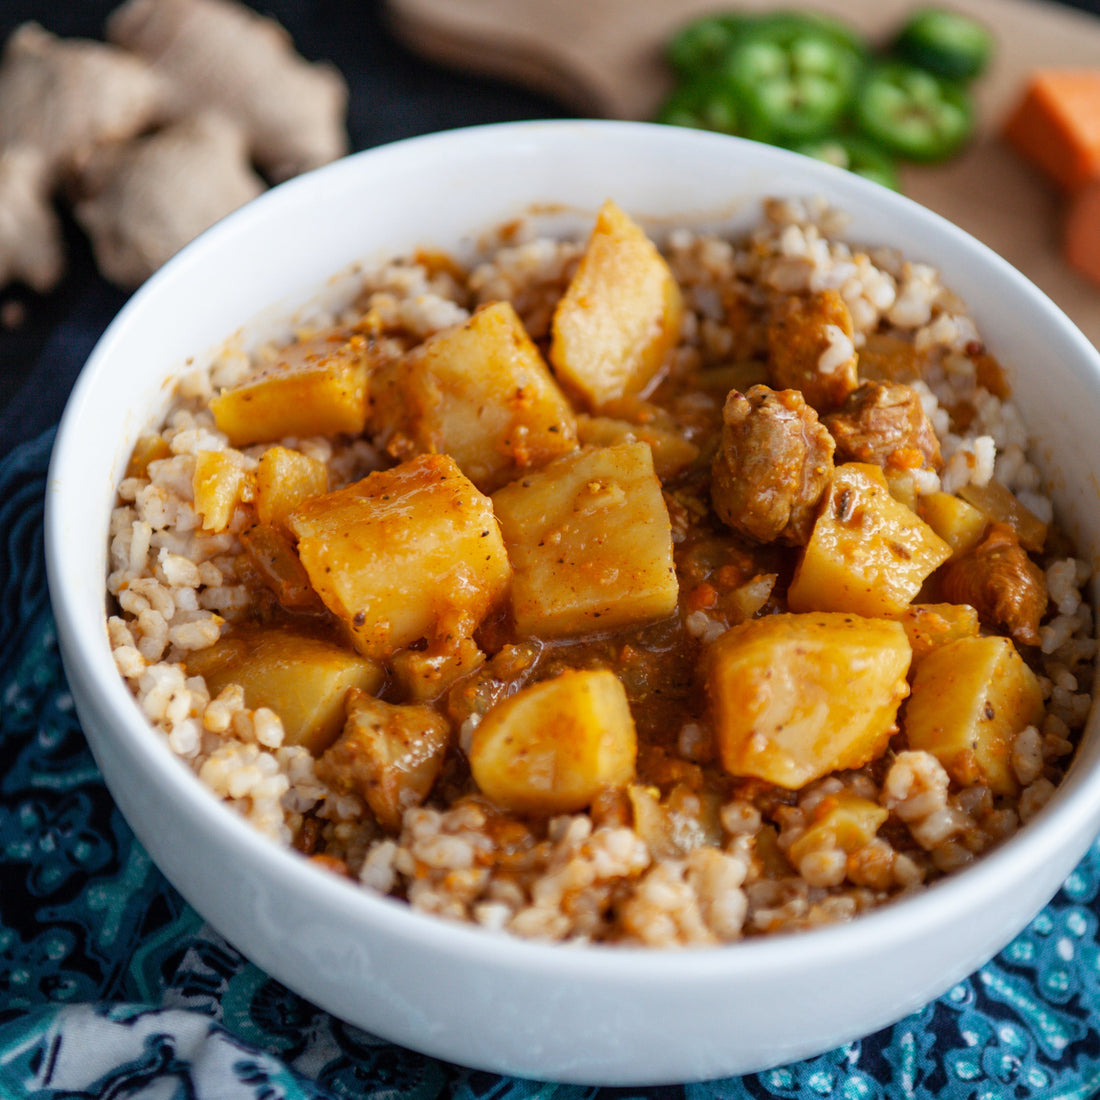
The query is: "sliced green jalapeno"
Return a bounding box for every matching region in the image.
[666,12,753,76]
[723,14,867,144]
[893,7,994,82]
[792,134,901,191]
[854,61,975,163]
[654,70,743,134]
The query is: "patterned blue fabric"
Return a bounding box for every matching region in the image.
[4,428,1100,1098]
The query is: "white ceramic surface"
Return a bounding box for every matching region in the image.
[45,120,1100,1086]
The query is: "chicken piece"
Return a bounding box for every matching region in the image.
[823,380,942,471]
[710,385,835,545]
[939,522,1048,646]
[317,688,451,832]
[767,289,859,411]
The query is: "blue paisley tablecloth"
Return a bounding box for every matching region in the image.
[5,416,1100,1097]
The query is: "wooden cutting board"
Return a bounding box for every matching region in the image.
[387,0,1100,349]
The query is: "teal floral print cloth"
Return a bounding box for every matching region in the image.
[5,426,1100,1099]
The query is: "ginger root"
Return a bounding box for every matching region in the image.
[0,2,349,297]
[75,112,265,288]
[0,22,168,182]
[0,148,65,293]
[107,0,349,182]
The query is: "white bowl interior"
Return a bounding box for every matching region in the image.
[45,121,1100,1085]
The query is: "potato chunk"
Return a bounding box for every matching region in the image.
[317,687,451,831]
[376,301,578,492]
[786,792,888,867]
[576,414,699,480]
[788,463,952,617]
[918,491,988,556]
[468,668,637,814]
[491,442,678,638]
[187,627,384,755]
[193,449,253,532]
[706,613,912,789]
[905,635,1045,795]
[255,445,328,532]
[288,453,512,659]
[210,326,370,446]
[550,199,683,408]
[893,602,980,665]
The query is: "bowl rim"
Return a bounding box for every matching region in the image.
[44,118,1100,985]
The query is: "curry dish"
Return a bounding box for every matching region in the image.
[106,197,1096,944]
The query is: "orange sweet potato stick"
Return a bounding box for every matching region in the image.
[1003,70,1100,192]
[1065,179,1100,286]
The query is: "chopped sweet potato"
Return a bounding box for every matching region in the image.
[1066,178,1100,287]
[468,668,637,814]
[1002,69,1100,192]
[706,612,912,789]
[287,453,512,659]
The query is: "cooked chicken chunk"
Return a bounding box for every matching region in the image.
[824,380,943,471]
[317,688,452,832]
[711,385,835,545]
[767,289,858,411]
[940,523,1048,646]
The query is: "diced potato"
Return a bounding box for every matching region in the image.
[317,687,451,831]
[786,791,888,866]
[576,414,700,480]
[905,635,1045,795]
[958,480,1047,553]
[288,453,512,659]
[193,449,253,532]
[390,637,486,704]
[376,301,578,493]
[788,462,952,617]
[239,523,322,610]
[491,441,678,638]
[468,668,637,814]
[125,434,171,480]
[627,782,722,859]
[706,612,912,789]
[918,491,988,555]
[550,199,683,409]
[187,627,384,755]
[210,326,370,447]
[893,602,980,664]
[255,445,328,532]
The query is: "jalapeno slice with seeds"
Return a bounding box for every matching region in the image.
[792,134,901,191]
[654,71,742,134]
[666,12,753,76]
[854,61,975,163]
[723,14,866,144]
[893,7,994,82]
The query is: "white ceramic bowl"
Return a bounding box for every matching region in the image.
[45,120,1100,1085]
